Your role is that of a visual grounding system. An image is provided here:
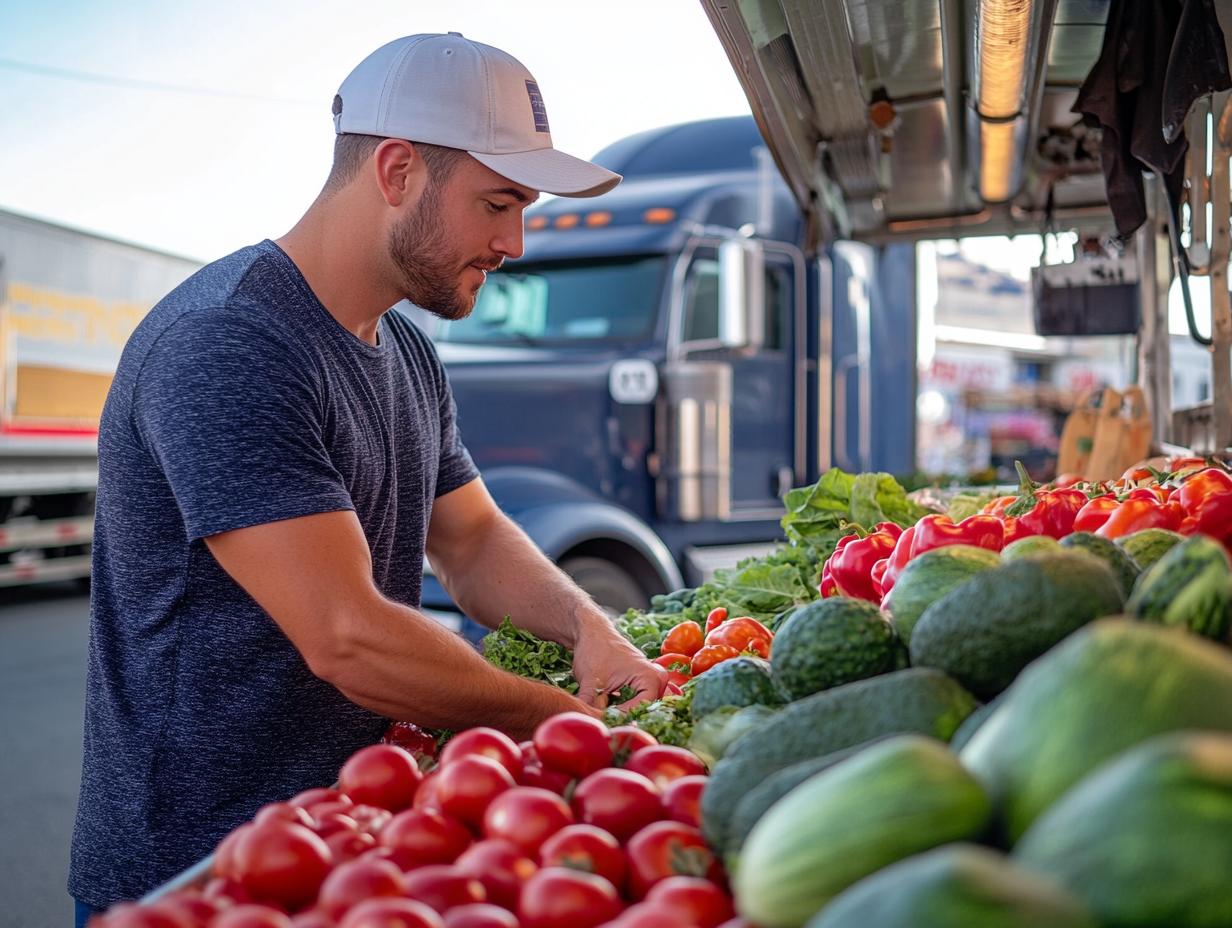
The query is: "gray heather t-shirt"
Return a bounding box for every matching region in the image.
[69,240,478,908]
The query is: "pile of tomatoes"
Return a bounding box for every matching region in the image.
[653,609,775,689]
[91,713,749,928]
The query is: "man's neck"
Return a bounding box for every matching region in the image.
[275,205,397,347]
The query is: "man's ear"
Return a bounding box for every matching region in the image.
[372,139,427,207]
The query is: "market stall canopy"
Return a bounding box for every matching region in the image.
[699,0,1232,246]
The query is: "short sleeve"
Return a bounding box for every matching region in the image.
[435,378,479,498]
[132,310,355,541]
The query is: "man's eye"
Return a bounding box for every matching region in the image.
[485,201,508,214]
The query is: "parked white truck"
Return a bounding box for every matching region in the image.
[0,208,200,585]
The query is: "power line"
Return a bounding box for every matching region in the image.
[0,56,321,107]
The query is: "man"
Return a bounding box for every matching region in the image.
[69,32,664,917]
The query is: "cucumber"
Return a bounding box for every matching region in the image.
[883,545,1001,645]
[1125,534,1232,640]
[734,735,992,928]
[770,598,903,701]
[702,667,977,853]
[807,844,1097,928]
[724,743,870,862]
[961,618,1232,841]
[1015,731,1232,927]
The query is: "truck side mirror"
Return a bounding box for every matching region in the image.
[718,238,765,350]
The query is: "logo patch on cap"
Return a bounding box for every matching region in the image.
[525,80,550,134]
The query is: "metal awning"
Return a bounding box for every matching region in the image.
[700,0,1115,245]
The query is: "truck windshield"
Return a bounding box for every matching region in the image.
[434,256,665,345]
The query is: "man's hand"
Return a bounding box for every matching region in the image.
[570,617,666,711]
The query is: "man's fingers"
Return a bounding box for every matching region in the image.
[616,669,667,711]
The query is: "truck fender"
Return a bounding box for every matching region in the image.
[481,467,683,595]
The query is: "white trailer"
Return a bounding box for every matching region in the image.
[0,208,200,586]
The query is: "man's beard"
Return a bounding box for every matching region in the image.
[388,181,490,322]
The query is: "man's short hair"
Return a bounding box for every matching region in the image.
[323,135,469,194]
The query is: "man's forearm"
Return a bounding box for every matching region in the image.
[432,511,612,649]
[322,591,595,739]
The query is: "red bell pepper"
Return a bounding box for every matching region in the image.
[1002,463,1086,539]
[819,534,858,597]
[1095,498,1183,539]
[825,522,902,602]
[912,514,1006,556]
[1177,468,1232,541]
[982,495,1018,518]
[878,524,916,596]
[1072,495,1118,533]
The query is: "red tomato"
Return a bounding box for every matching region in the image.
[383,721,439,763]
[440,728,525,779]
[290,787,350,809]
[403,864,488,913]
[609,725,658,766]
[312,810,360,838]
[158,891,220,926]
[517,760,574,795]
[339,744,423,812]
[625,821,722,898]
[607,902,692,928]
[623,746,707,791]
[318,858,406,920]
[379,807,472,869]
[538,823,626,890]
[662,621,705,657]
[347,804,393,835]
[232,820,333,910]
[651,653,693,688]
[213,823,255,880]
[661,775,706,828]
[704,618,772,658]
[483,786,574,855]
[689,645,740,676]
[253,802,315,829]
[533,712,614,778]
[434,754,517,829]
[414,769,443,809]
[289,910,334,928]
[647,876,734,927]
[324,828,376,863]
[454,838,539,910]
[704,607,728,635]
[570,768,663,841]
[442,904,520,928]
[201,877,254,907]
[96,904,191,928]
[338,898,444,928]
[517,867,623,928]
[210,905,293,928]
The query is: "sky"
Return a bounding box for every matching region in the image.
[0,0,753,262]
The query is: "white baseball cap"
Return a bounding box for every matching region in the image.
[333,33,621,198]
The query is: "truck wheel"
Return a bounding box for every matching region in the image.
[560,556,651,615]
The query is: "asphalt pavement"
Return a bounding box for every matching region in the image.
[0,583,91,928]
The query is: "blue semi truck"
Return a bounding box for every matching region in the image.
[414,116,919,616]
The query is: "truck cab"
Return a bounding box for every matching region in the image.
[416,116,917,616]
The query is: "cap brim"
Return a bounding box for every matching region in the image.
[469,147,621,198]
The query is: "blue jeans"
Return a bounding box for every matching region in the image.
[74,899,98,928]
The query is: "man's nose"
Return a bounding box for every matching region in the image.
[492,216,526,261]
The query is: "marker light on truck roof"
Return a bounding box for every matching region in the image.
[585,211,613,227]
[554,214,580,229]
[526,215,549,231]
[644,208,676,224]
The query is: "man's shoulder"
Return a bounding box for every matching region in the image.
[123,242,307,368]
